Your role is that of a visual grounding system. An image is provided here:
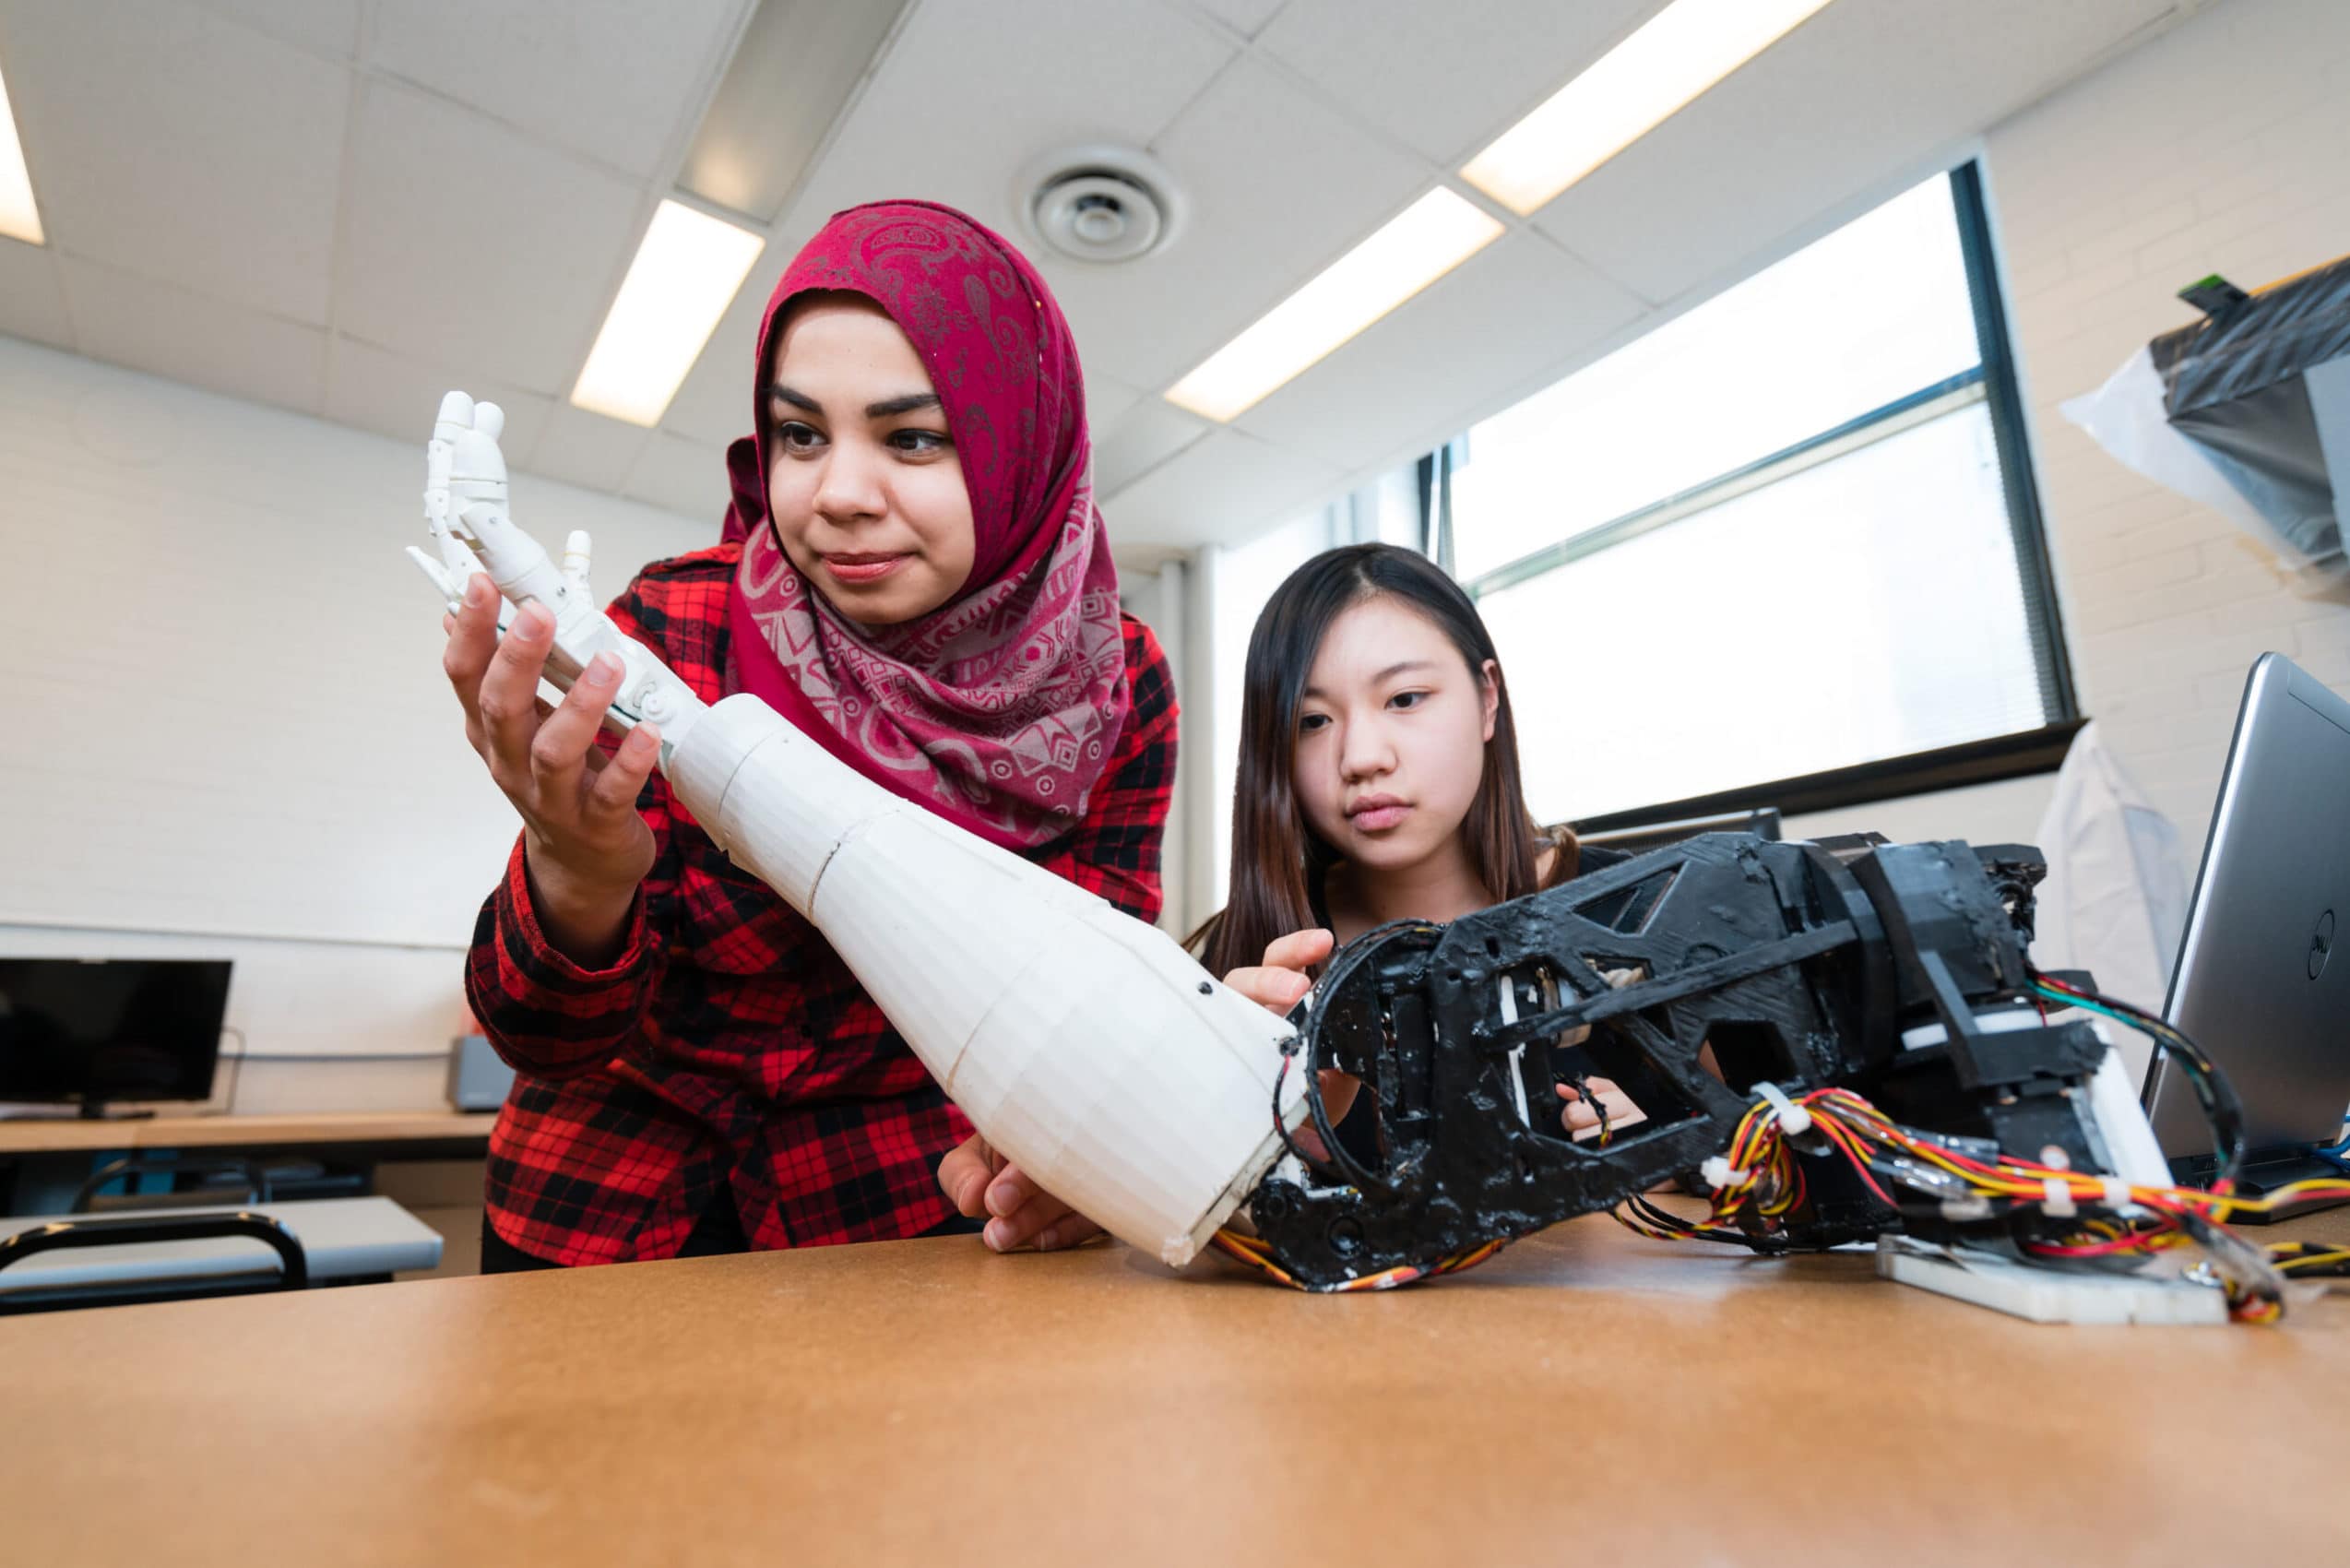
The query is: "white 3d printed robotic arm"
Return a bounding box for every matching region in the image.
[408,393,1306,1265]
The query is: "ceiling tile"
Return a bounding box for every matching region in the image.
[364,0,749,180]
[325,335,554,467]
[528,402,653,494]
[1531,0,2184,303]
[339,80,643,397]
[1182,0,1290,39]
[60,256,327,415]
[777,0,1234,250]
[191,0,362,60]
[1086,370,1146,434]
[623,432,731,524]
[657,256,784,450]
[0,2,347,324]
[1044,54,1435,393]
[0,238,74,350]
[1102,425,1339,550]
[1234,230,1648,472]
[1094,397,1211,494]
[1258,0,1658,165]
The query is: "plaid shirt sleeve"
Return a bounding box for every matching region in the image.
[1040,615,1179,925]
[463,578,684,1080]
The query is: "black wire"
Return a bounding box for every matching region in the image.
[2029,967,2247,1188]
[1270,1042,1320,1174]
[1560,1071,1611,1146]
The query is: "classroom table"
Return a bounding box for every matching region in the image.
[3,1203,2341,1565]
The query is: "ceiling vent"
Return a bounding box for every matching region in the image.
[1019,146,1183,266]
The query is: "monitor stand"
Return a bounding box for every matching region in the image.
[79,1099,160,1122]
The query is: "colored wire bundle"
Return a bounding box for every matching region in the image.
[1208,1224,1509,1292]
[1232,966,2347,1314]
[1611,1078,2350,1323]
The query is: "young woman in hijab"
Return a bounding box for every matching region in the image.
[442,200,1176,1270]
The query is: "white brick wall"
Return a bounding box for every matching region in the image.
[1980,0,2350,858]
[0,339,709,1111]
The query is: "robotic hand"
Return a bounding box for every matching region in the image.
[406,390,707,761]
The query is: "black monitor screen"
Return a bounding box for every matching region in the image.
[0,959,231,1105]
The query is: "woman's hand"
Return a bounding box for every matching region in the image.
[937,1133,1103,1253]
[1555,1075,1645,1140]
[1224,928,1361,1138]
[443,572,660,965]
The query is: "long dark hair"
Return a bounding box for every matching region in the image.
[1196,544,1575,979]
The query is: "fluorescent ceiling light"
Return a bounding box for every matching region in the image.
[0,54,44,245]
[572,198,766,427]
[1166,187,1503,422]
[1461,0,1834,216]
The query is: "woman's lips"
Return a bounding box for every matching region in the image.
[1347,799,1410,832]
[823,554,908,584]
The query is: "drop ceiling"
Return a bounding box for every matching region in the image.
[0,0,2212,552]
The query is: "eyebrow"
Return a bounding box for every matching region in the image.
[768,383,942,420]
[1301,659,1437,699]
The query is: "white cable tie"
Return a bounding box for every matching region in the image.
[2099,1176,2132,1209]
[1939,1195,1993,1221]
[1753,1080,1811,1136]
[2041,1176,2077,1218]
[1699,1156,1749,1191]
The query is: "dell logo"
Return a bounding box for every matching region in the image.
[2315,909,2336,981]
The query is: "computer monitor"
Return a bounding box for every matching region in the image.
[2143,653,2350,1210]
[0,958,232,1116]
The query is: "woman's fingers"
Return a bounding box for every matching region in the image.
[979,1162,1089,1252]
[1032,1212,1103,1253]
[1224,964,1311,1015]
[475,600,558,785]
[442,573,503,741]
[936,1134,1003,1218]
[1262,928,1335,972]
[582,722,661,832]
[1224,930,1335,1018]
[529,650,624,804]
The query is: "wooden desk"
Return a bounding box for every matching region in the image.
[0,1111,493,1157]
[3,1209,2341,1565]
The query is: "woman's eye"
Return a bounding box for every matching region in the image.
[1390,690,1429,711]
[889,428,951,455]
[775,421,825,453]
[1297,712,1331,735]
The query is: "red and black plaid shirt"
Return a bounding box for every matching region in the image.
[467,543,1176,1265]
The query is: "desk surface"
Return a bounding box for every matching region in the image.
[3,1208,2342,1566]
[0,1110,493,1155]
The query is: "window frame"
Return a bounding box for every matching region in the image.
[1434,160,2080,830]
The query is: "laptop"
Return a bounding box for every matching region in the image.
[2142,652,2350,1217]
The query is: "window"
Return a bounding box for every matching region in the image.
[1444,163,2075,827]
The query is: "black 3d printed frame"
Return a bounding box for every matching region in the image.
[1246,834,2119,1290]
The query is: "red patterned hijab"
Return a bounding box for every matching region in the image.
[721,200,1129,850]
